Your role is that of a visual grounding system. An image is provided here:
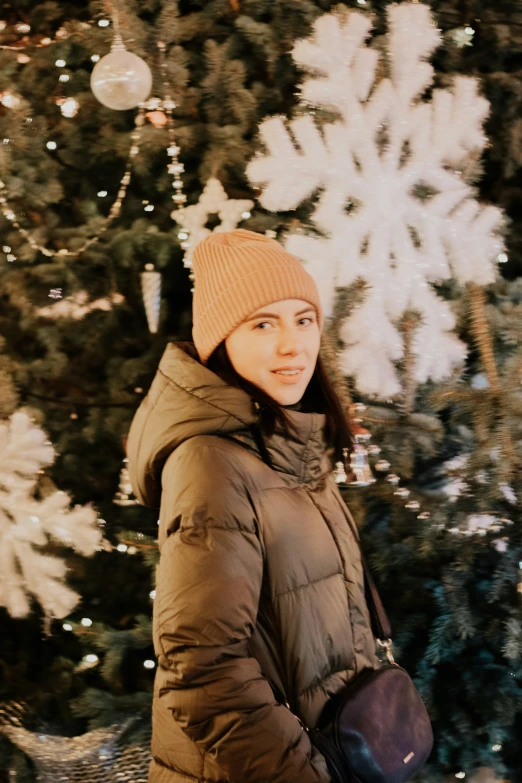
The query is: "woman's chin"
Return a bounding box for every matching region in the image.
[268,385,305,406]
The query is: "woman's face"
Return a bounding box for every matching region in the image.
[225,298,321,405]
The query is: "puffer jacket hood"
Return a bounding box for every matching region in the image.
[127,342,333,508]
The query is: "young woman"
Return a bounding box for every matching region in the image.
[127,229,379,783]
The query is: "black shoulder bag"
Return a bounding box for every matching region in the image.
[307,509,433,783]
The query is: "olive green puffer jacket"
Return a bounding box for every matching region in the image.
[126,343,379,783]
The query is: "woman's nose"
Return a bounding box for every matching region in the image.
[278,328,303,355]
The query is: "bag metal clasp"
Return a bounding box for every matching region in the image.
[377,638,396,665]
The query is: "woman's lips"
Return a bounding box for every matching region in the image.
[271,369,304,383]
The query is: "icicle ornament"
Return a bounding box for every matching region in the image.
[141,264,161,333]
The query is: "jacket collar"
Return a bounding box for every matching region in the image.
[127,343,334,505]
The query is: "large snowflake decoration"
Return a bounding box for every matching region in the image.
[0,411,101,619]
[246,3,504,398]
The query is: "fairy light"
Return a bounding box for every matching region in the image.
[149,590,156,599]
[83,654,99,664]
[98,19,110,27]
[464,25,475,34]
[62,623,73,631]
[117,543,128,552]
[1,93,20,108]
[58,97,79,118]
[143,660,155,669]
[58,74,70,83]
[91,54,100,62]
[497,252,508,263]
[0,106,145,258]
[46,141,57,150]
[0,24,70,51]
[97,190,107,197]
[81,618,92,627]
[55,58,66,67]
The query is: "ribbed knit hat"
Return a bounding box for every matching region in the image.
[192,229,323,364]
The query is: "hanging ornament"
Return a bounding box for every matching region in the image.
[90,20,152,111]
[345,403,376,486]
[140,263,161,334]
[113,458,138,506]
[348,439,376,487]
[334,451,348,484]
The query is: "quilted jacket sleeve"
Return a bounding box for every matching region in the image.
[154,440,330,783]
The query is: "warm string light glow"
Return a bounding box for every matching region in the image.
[0,105,145,258]
[0,17,107,51]
[156,41,187,223]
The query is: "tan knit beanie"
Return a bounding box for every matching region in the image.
[192,229,323,364]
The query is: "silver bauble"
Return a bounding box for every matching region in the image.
[91,35,152,110]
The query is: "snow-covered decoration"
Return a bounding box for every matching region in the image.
[35,291,124,320]
[447,513,512,553]
[174,177,254,268]
[449,26,475,48]
[499,483,517,505]
[0,411,101,619]
[246,3,504,398]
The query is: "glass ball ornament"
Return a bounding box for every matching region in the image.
[90,35,152,110]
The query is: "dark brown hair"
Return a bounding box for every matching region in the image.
[177,340,353,465]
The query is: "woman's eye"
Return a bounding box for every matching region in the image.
[255,321,272,330]
[299,317,314,326]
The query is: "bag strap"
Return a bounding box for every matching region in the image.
[341,508,392,642]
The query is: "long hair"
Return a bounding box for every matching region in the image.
[176,340,353,465]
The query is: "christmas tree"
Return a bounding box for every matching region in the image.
[0,1,521,782]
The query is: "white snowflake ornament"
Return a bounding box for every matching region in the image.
[0,411,101,619]
[246,3,504,398]
[174,177,254,267]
